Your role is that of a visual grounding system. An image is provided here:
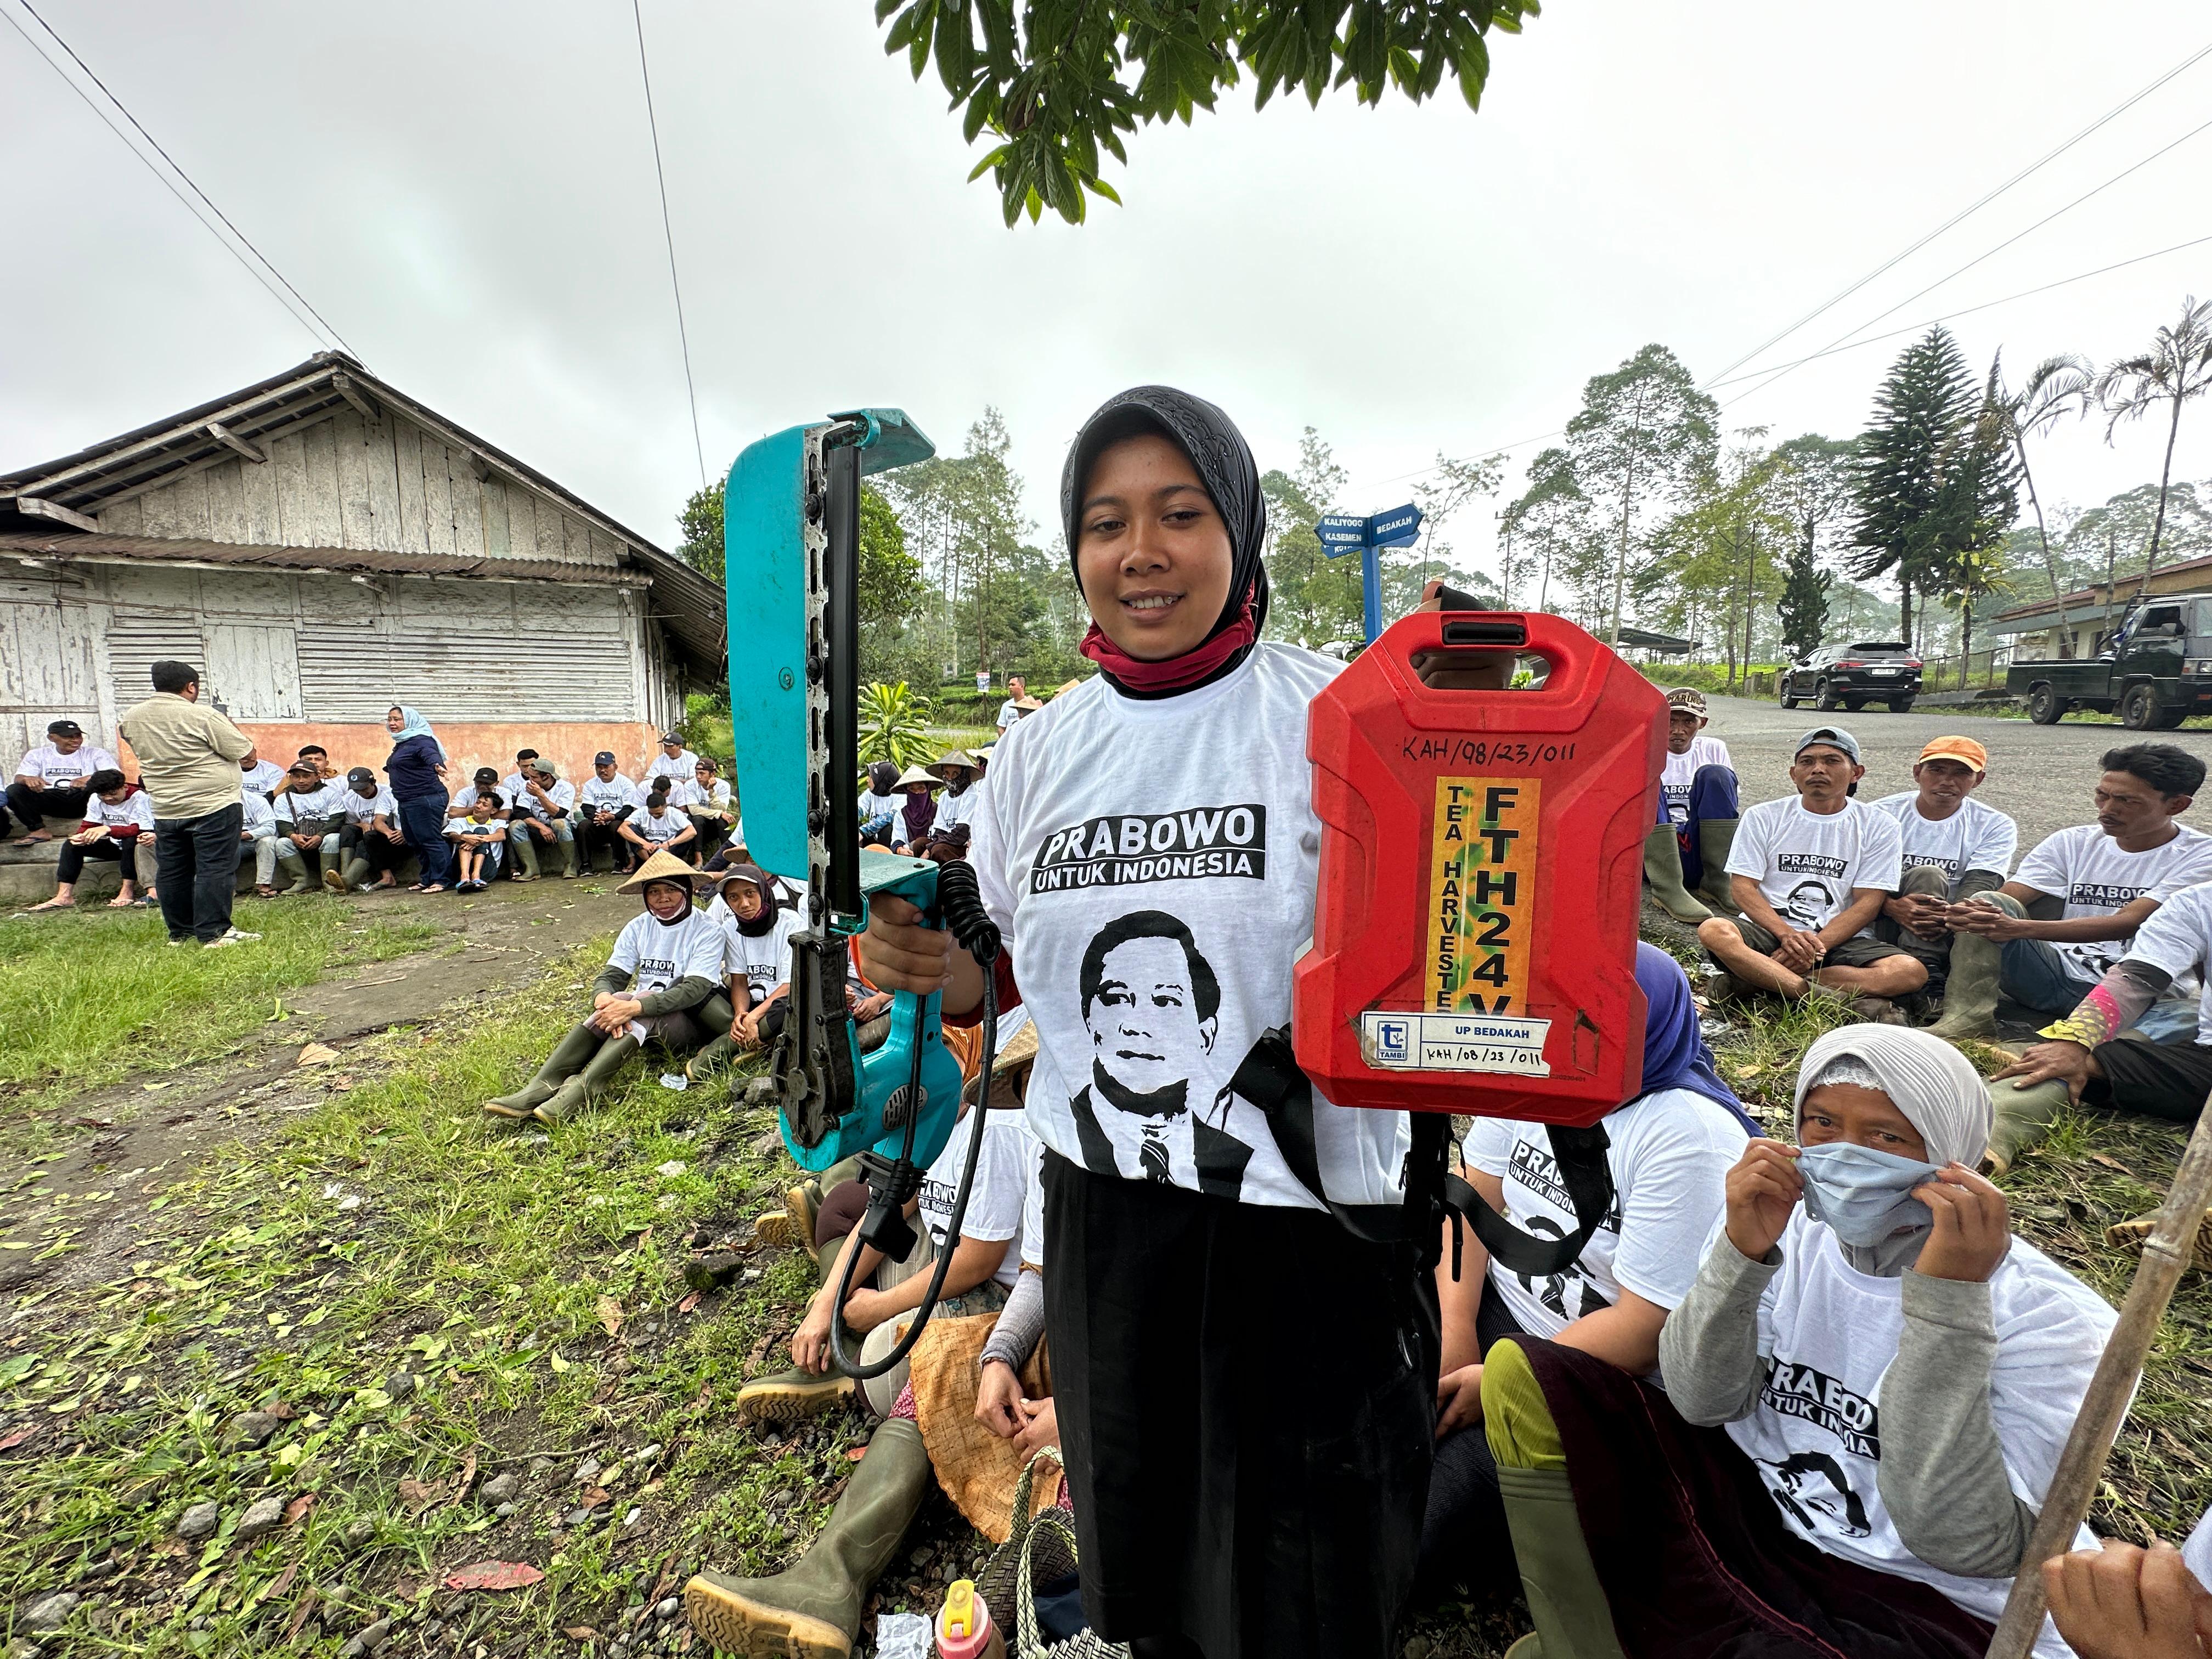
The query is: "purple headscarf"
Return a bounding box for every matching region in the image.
[1633,942,1758,1135]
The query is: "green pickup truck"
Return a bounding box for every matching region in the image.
[2007,592,2212,728]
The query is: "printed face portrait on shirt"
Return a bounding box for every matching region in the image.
[1759,1452,1871,1539]
[1079,911,1220,1106]
[1782,878,1833,929]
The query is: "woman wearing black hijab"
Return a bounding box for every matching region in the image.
[853,388,1429,1658]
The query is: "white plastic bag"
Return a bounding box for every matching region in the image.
[874,1611,932,1658]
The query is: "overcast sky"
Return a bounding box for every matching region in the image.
[4,0,2209,585]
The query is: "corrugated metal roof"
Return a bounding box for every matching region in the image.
[0,352,726,673]
[1993,552,2212,623]
[0,530,644,585]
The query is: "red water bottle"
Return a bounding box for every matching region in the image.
[1294,611,1666,1126]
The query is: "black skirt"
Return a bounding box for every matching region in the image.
[1041,1150,1435,1658]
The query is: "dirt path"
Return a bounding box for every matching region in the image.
[1,881,633,1292]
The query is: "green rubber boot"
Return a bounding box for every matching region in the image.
[685,1034,738,1080]
[735,1234,860,1422]
[1497,1464,1627,1659]
[341,857,373,893]
[1929,929,2002,1040]
[532,1034,638,1124]
[511,831,541,881]
[486,1023,602,1119]
[1643,821,1710,923]
[1696,817,1739,913]
[684,1417,929,1658]
[276,851,314,895]
[1983,1075,2069,1177]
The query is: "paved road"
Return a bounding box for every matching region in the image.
[1699,692,2212,852]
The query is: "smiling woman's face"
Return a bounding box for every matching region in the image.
[1075,433,1233,662]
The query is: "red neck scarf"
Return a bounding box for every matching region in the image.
[1080,587,1259,696]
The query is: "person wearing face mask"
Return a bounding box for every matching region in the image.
[889,764,942,855]
[1471,1025,2114,1659]
[480,849,725,1124]
[929,749,988,834]
[842,387,1425,1659]
[1414,945,1757,1605]
[687,864,800,1077]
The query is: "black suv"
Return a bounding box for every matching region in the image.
[1778,642,1923,712]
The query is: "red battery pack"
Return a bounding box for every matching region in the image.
[1294,611,1668,1125]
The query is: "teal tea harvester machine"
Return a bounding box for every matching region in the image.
[724,409,1007,1380]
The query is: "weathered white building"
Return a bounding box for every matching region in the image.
[0,353,724,787]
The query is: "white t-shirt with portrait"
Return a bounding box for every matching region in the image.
[707,894,801,1004]
[1871,792,2018,899]
[858,788,902,826]
[1660,734,1733,824]
[241,792,277,836]
[1463,1086,1748,1352]
[84,789,155,833]
[2012,822,2212,981]
[578,774,642,816]
[606,905,727,998]
[17,743,118,787]
[653,778,706,811]
[2116,879,2212,1047]
[971,642,1408,1210]
[275,780,350,826]
[935,782,985,832]
[511,778,575,822]
[451,784,506,816]
[1712,1207,2115,1659]
[690,778,733,812]
[1726,797,1905,937]
[916,1111,1039,1291]
[339,786,397,826]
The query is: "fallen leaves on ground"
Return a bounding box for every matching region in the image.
[442,1560,545,1593]
[596,1294,624,1336]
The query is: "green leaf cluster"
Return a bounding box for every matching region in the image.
[876,0,1541,224]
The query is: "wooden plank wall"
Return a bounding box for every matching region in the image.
[94,407,629,571]
[0,573,101,772]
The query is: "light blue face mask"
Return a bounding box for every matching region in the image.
[1797,1142,1942,1277]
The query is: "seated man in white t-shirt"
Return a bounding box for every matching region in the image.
[737,1007,1041,1425]
[1645,687,1741,922]
[272,760,349,894]
[8,719,119,844]
[684,757,737,864]
[1865,736,2017,1020]
[1941,742,2212,1041]
[506,758,578,880]
[238,788,281,893]
[1696,726,1926,1018]
[1982,873,2212,1181]
[23,768,156,911]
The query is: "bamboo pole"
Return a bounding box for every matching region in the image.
[1983,1094,2212,1659]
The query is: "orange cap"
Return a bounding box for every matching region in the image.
[1918,735,1988,773]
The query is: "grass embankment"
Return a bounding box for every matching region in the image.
[0,942,986,1658]
[0,904,444,1133]
[3,928,2208,1658]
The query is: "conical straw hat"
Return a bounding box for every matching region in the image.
[618,848,700,894]
[893,763,942,790]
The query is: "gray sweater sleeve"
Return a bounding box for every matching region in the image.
[980,1267,1045,1373]
[1657,1234,1779,1426]
[1879,1271,2036,1578]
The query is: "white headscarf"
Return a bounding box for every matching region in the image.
[1794,1025,1991,1171]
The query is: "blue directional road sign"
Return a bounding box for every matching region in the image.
[1319,503,1425,644]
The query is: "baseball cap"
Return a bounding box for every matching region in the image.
[593,751,617,766]
[1918,735,1988,773]
[530,758,557,775]
[47,719,83,738]
[1795,726,1861,765]
[346,765,376,787]
[659,731,685,746]
[473,766,499,785]
[287,759,321,777]
[1664,688,1707,715]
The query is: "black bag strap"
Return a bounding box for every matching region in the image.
[1452,1121,1614,1278]
[1230,1025,1616,1277]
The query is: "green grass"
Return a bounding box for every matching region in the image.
[0,901,444,1127]
[0,942,943,1657]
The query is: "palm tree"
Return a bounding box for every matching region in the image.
[1995,351,2092,600]
[2097,295,2212,585]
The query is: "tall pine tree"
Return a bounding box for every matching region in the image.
[1776,542,1832,661]
[1848,327,1974,647]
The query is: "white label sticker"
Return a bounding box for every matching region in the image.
[1359,1011,1552,1076]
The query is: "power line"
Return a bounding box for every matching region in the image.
[1703,37,2212,388]
[4,0,355,357]
[1355,228,2212,496]
[1722,110,2212,410]
[631,0,707,493]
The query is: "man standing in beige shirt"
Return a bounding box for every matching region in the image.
[118,659,258,947]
